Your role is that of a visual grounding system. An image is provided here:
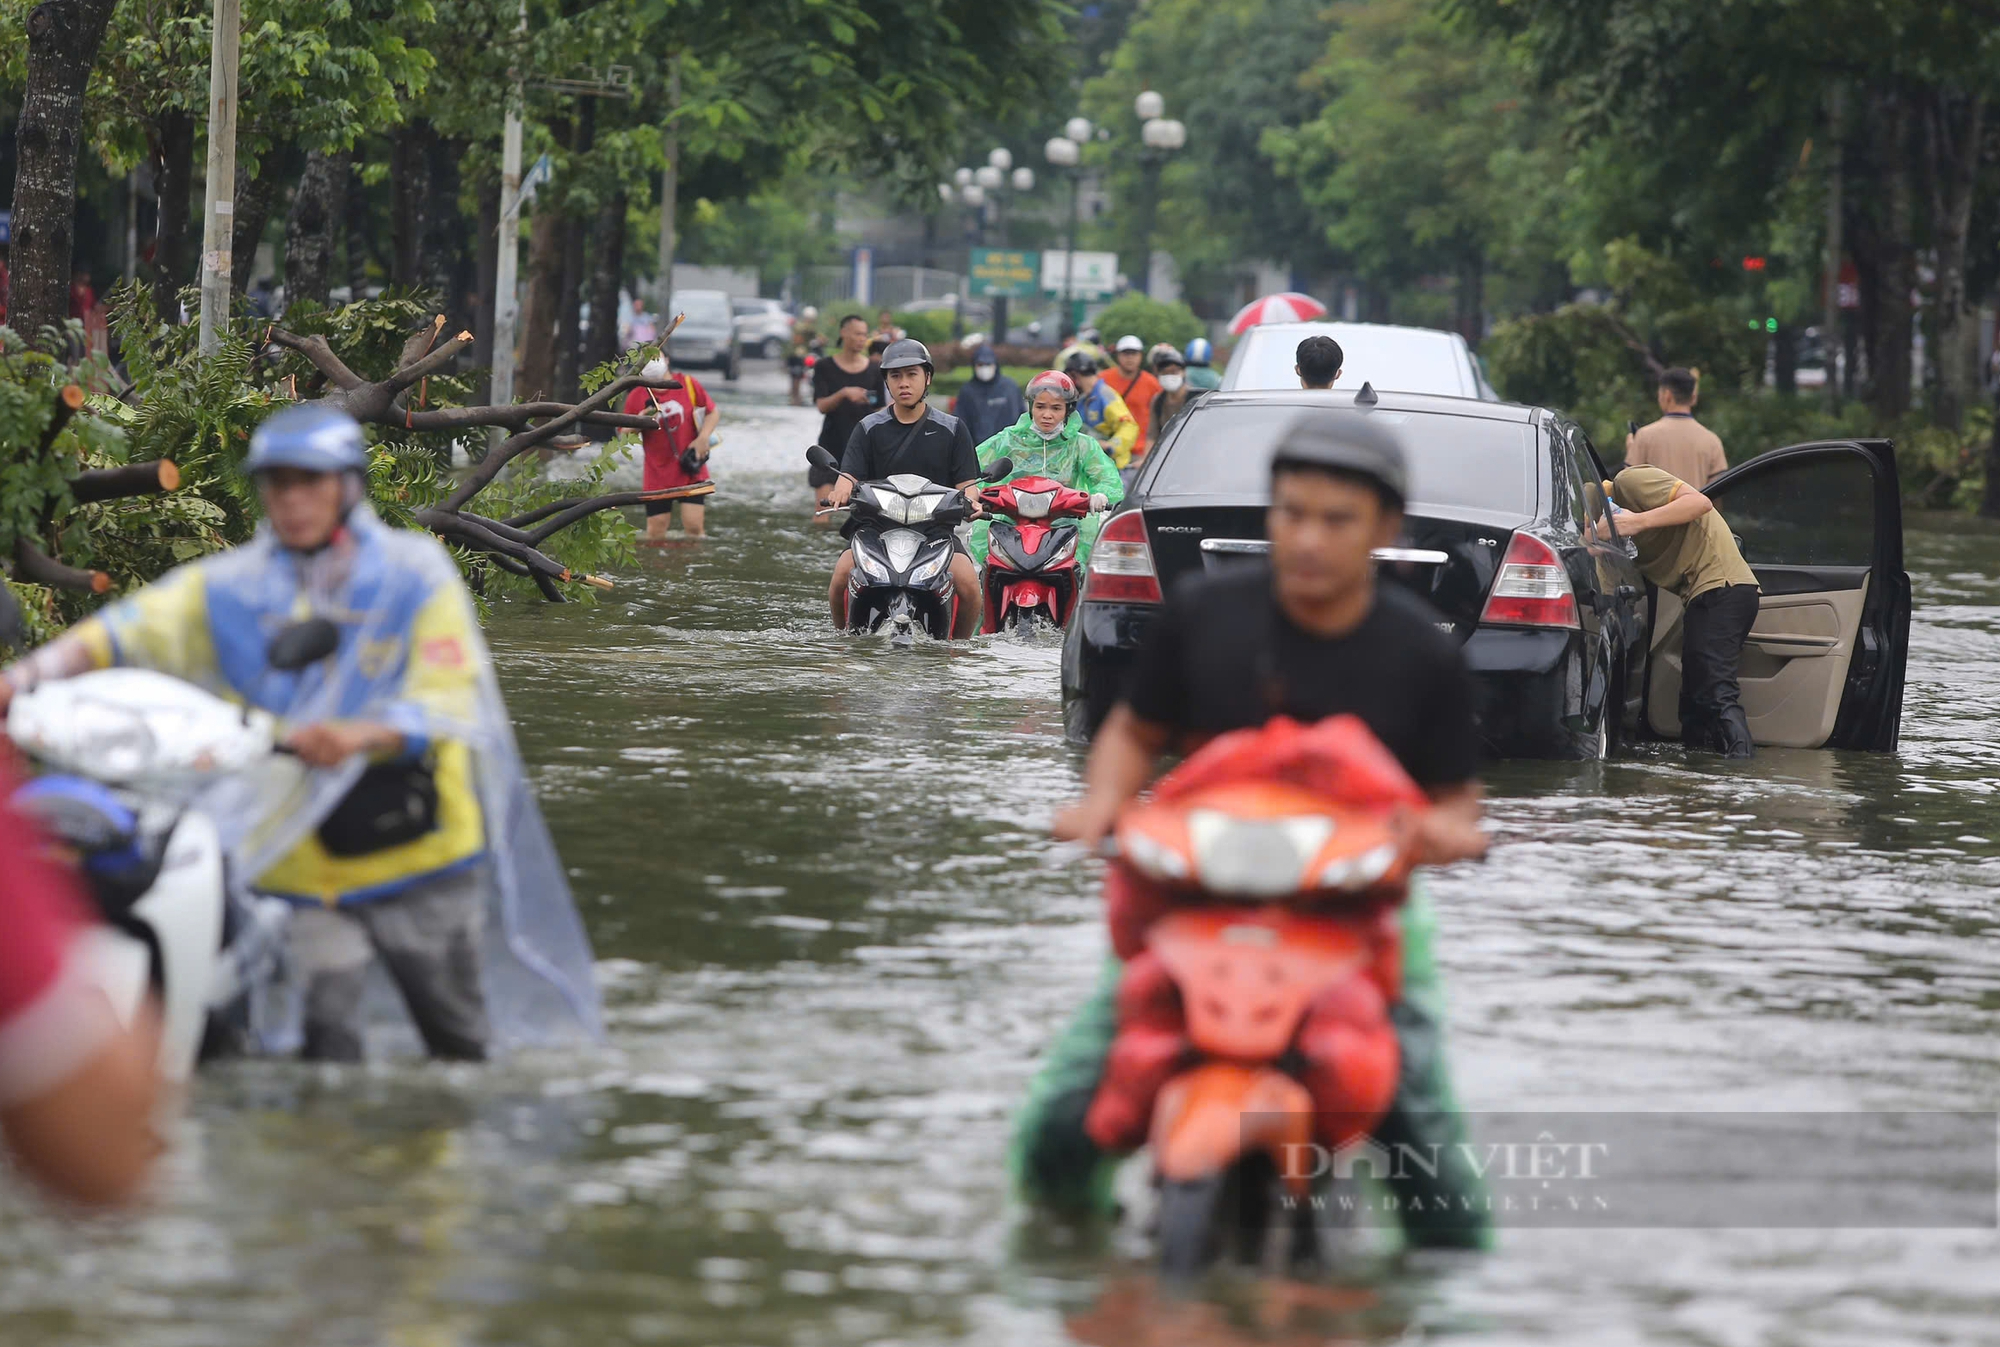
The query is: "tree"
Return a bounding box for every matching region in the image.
[4,0,121,340]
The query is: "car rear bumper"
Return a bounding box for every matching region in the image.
[1061,603,1601,758]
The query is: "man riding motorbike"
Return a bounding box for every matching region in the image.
[0,405,598,1063]
[826,338,985,638]
[1066,349,1139,470]
[1183,336,1223,392]
[1013,411,1491,1250]
[967,370,1124,572]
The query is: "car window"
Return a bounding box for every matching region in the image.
[1712,451,1877,568]
[1566,425,1614,531]
[1146,403,1538,518]
[732,301,759,317]
[1221,326,1473,397]
[681,294,733,324]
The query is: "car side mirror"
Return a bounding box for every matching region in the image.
[983,457,1014,481]
[805,445,839,474]
[267,616,340,672]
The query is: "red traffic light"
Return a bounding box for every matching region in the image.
[1741,256,1767,272]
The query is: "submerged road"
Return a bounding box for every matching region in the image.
[6,362,1999,1345]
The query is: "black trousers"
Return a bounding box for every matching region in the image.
[1680,583,1760,758]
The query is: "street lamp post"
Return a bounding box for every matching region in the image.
[1046,116,1092,337]
[1131,91,1186,297]
[943,150,1037,344]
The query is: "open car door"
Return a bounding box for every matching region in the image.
[1645,440,1910,750]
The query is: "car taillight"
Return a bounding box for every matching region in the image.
[1083,510,1163,604]
[1479,533,1579,628]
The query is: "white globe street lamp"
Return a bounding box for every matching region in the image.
[975,164,1003,190]
[1134,89,1165,121]
[938,182,954,202]
[953,165,974,188]
[1043,135,1079,167]
[1142,117,1187,151]
[1011,166,1035,192]
[961,182,986,206]
[1064,116,1094,145]
[988,146,1013,172]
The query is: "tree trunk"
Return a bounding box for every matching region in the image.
[473,175,500,400]
[1923,90,1985,430]
[344,156,372,296]
[229,152,290,297]
[423,134,467,319]
[150,110,197,323]
[1456,249,1484,345]
[582,191,626,376]
[1866,89,1915,422]
[552,104,595,403]
[283,149,348,308]
[516,209,565,401]
[1982,382,2000,520]
[1772,320,1798,394]
[389,120,434,291]
[1822,83,1846,412]
[8,0,120,343]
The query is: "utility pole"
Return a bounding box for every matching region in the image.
[654,55,681,314]
[1822,83,1845,413]
[195,0,241,355]
[490,0,528,417]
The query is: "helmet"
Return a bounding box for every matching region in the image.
[1184,337,1214,366]
[879,338,934,374]
[1114,334,1145,354]
[1149,342,1184,370]
[1078,326,1101,345]
[245,404,368,476]
[1270,411,1408,509]
[801,305,818,321]
[1025,370,1081,408]
[1062,347,1100,376]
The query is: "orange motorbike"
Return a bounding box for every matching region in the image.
[1084,715,1426,1278]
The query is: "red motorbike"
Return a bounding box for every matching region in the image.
[1084,715,1428,1279]
[977,475,1095,633]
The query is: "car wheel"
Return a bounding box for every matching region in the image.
[761,337,784,360]
[724,355,741,382]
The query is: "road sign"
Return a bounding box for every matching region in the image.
[0,210,11,245]
[968,248,1040,298]
[1041,249,1119,299]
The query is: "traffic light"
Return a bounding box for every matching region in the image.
[1742,256,1767,272]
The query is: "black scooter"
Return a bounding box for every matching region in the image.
[806,446,1012,645]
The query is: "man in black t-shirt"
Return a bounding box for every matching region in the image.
[824,339,985,637]
[1013,411,1492,1248]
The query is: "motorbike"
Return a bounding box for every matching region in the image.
[806,445,1012,645]
[1083,715,1427,1279]
[976,476,1098,633]
[6,617,341,1081]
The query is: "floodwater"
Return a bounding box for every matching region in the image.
[6,365,2000,1345]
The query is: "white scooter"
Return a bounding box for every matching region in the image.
[6,618,340,1081]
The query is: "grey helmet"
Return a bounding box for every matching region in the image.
[879,338,935,374]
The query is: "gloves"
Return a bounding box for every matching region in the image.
[1089,493,1109,512]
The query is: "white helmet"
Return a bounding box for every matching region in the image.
[801,305,819,322]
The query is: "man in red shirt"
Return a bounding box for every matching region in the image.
[1106,335,1162,456]
[0,762,162,1206]
[622,354,721,539]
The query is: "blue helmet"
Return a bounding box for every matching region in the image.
[245,404,369,476]
[1184,337,1214,367]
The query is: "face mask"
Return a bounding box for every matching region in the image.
[641,357,668,381]
[1036,421,1064,441]
[975,364,997,381]
[1159,373,1185,392]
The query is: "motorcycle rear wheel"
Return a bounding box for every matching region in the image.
[1156,1174,1229,1281]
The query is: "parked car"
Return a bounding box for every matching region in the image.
[1061,388,1910,759]
[669,289,740,381]
[733,298,794,360]
[1219,321,1499,400]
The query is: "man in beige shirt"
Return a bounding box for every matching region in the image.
[1609,464,1760,758]
[1625,367,1728,486]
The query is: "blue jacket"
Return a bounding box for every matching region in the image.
[952,346,1026,446]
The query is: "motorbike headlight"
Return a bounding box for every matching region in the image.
[1013,489,1055,519]
[1047,534,1078,566]
[853,545,893,583]
[1317,842,1397,891]
[884,530,924,574]
[910,551,951,585]
[1185,810,1332,897]
[1120,827,1189,881]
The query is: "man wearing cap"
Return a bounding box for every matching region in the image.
[1105,335,1162,455]
[825,338,985,637]
[0,404,495,1062]
[1012,410,1493,1249]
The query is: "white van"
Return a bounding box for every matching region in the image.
[1220,320,1499,400]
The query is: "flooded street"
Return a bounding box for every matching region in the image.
[6,367,1999,1345]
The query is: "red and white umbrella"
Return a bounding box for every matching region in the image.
[1228,292,1329,334]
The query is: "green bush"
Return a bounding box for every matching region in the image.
[891,309,957,348]
[1089,294,1205,353]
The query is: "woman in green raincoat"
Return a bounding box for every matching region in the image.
[968,370,1126,571]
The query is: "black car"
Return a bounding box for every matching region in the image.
[1060,389,1910,759]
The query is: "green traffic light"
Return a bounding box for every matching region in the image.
[1765,317,1778,333]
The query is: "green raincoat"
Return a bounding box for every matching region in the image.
[968,412,1126,569]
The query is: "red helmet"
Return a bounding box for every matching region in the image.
[1025,369,1081,408]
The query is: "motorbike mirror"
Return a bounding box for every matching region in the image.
[267,616,340,672]
[805,445,839,473]
[982,457,1014,481]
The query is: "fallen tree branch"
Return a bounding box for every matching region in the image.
[509,482,717,545]
[15,540,110,593]
[418,509,571,582]
[387,400,653,434]
[37,385,85,455]
[70,460,181,504]
[386,330,475,394]
[263,328,365,391]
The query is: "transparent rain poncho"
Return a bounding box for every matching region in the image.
[967,411,1126,568]
[86,506,602,1052]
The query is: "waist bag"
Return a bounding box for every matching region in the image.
[317,754,441,857]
